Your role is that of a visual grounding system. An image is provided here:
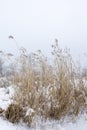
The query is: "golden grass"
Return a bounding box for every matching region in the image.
[5,41,87,122]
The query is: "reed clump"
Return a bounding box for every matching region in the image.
[11,42,87,122]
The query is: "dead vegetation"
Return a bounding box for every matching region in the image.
[12,42,87,121]
[5,104,22,123]
[0,41,87,126]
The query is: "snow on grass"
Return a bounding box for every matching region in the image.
[0,85,65,130]
[0,88,11,110]
[0,85,87,130]
[0,85,14,110]
[25,108,35,116]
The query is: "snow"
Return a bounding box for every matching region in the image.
[64,115,87,130]
[0,85,15,110]
[0,84,87,130]
[0,118,29,130]
[26,108,35,116]
[0,117,66,130]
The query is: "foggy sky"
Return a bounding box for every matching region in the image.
[0,0,87,66]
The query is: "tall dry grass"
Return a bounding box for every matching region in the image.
[11,41,87,121]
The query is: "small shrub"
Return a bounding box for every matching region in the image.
[5,103,23,123]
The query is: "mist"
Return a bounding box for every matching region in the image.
[0,0,87,66]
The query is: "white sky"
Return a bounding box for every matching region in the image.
[0,0,87,65]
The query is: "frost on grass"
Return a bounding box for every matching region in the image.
[0,42,87,129]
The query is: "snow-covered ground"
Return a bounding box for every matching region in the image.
[0,83,87,130]
[63,114,87,130]
[0,118,29,130]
